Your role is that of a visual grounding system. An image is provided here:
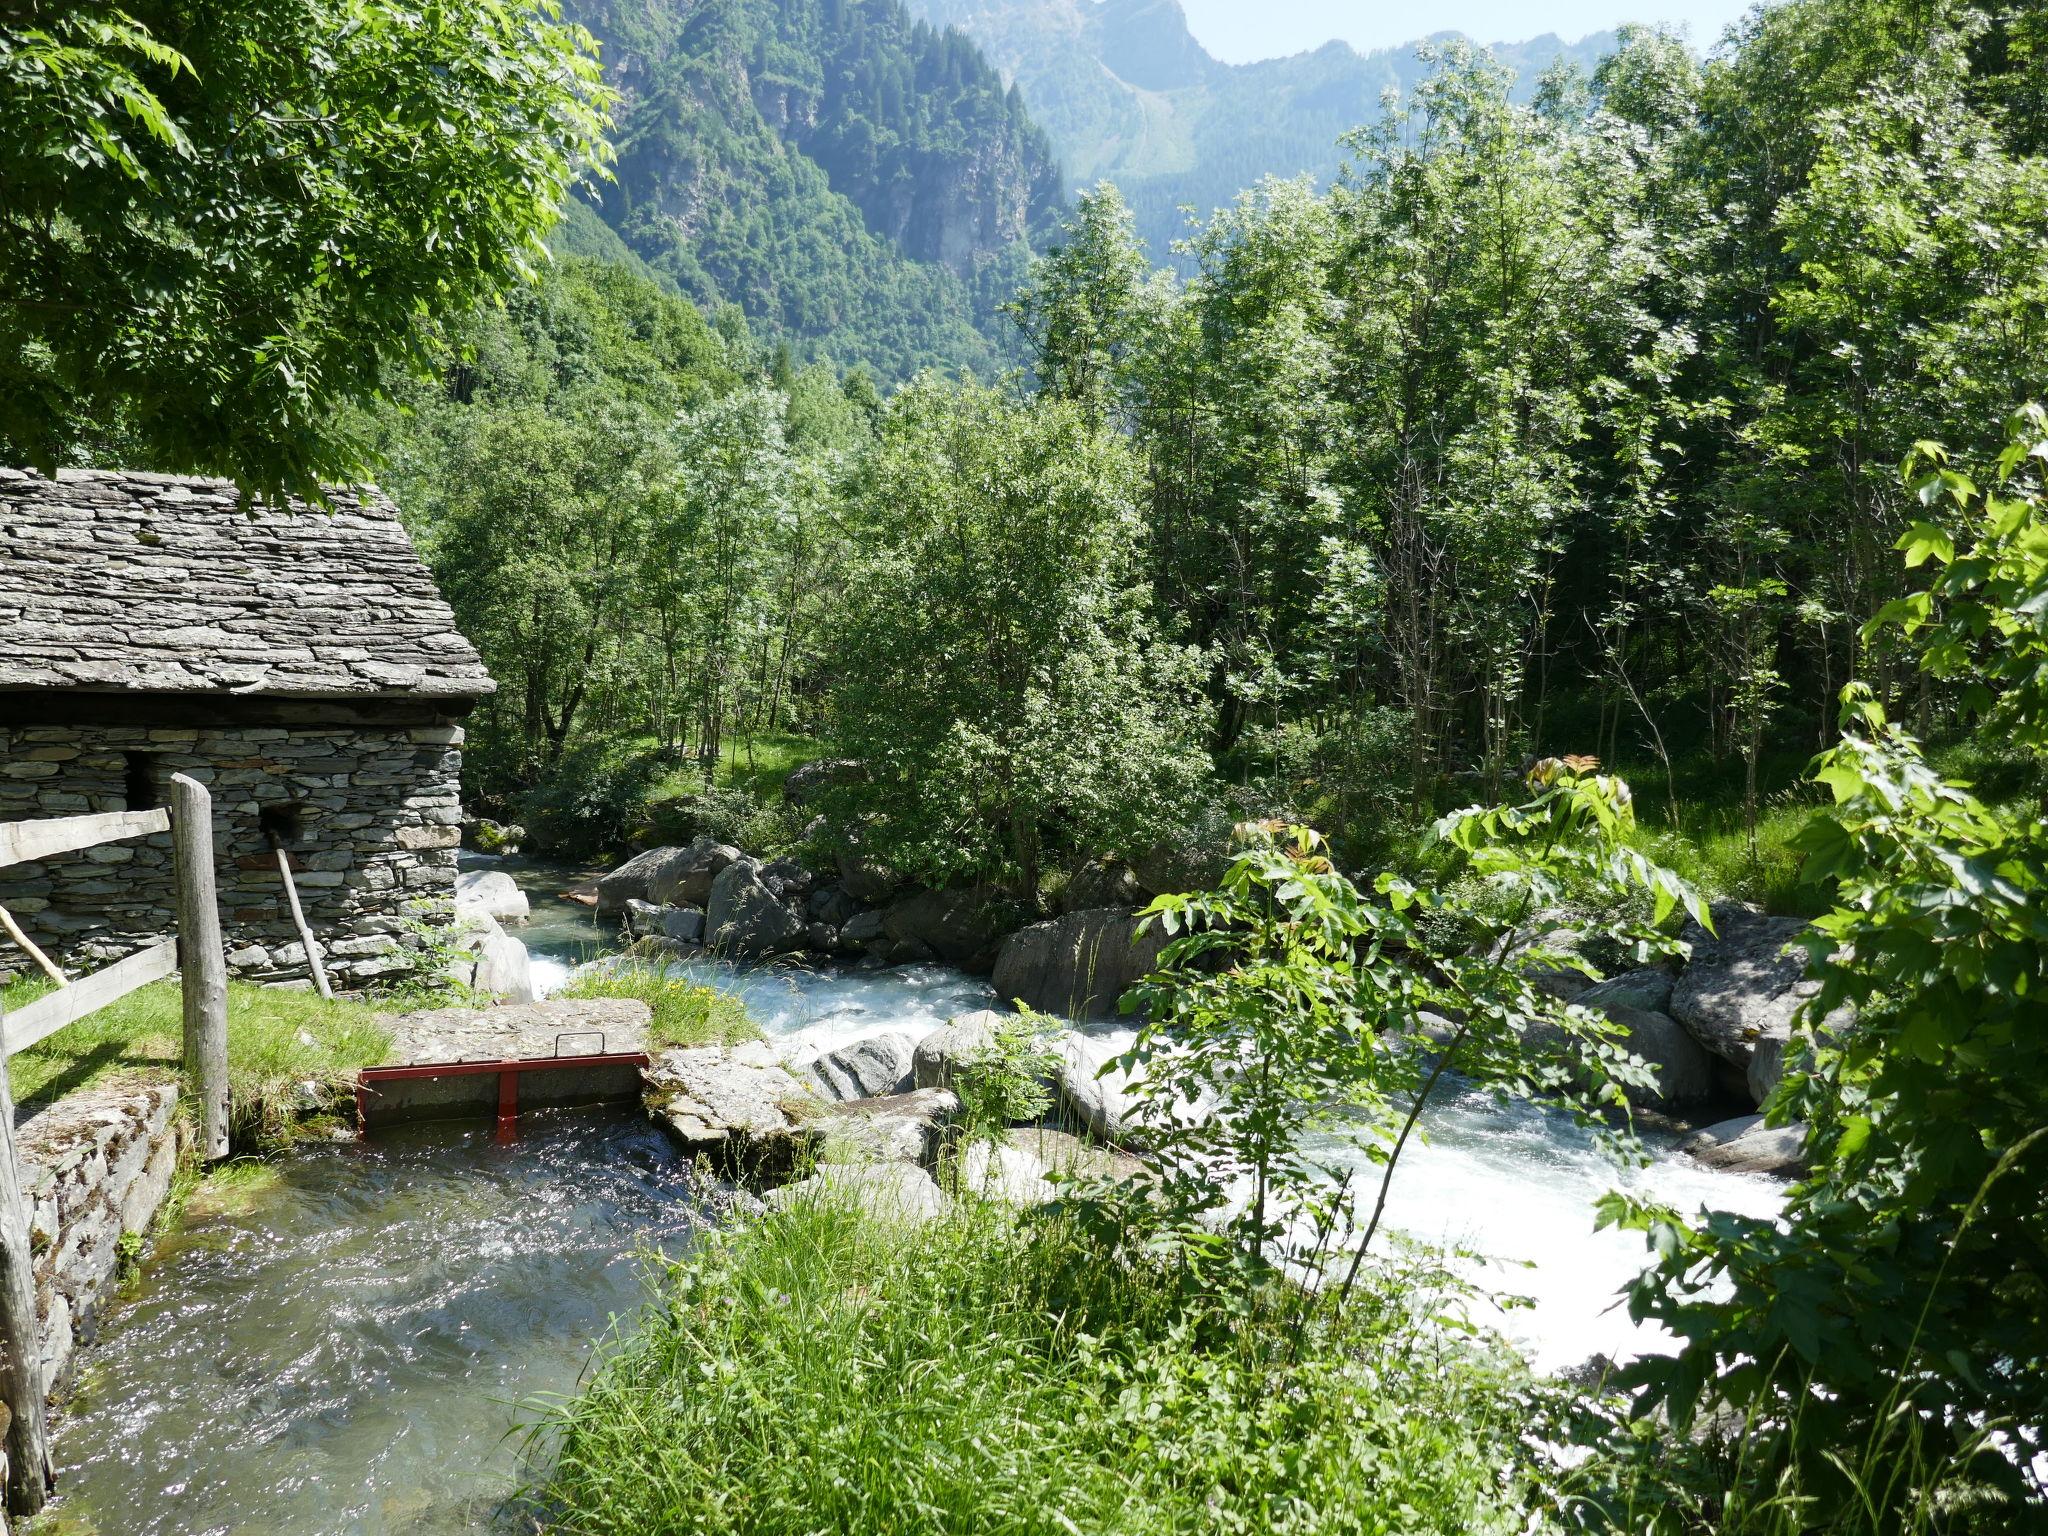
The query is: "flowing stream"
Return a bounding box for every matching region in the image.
[47,862,1781,1532]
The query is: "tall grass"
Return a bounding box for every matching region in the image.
[554,965,758,1048]
[0,977,389,1139]
[528,1192,1550,1535]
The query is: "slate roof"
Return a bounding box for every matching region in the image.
[0,467,494,698]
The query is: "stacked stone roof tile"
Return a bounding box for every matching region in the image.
[0,467,493,698]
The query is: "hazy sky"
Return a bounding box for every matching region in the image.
[1177,1,1759,62]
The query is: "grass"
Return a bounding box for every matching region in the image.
[527,1192,1551,1536]
[643,728,828,805]
[554,964,759,1049]
[0,977,391,1140]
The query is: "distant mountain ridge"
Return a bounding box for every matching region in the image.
[564,0,1065,379]
[907,0,1616,260]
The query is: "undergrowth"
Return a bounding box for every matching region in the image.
[526,1194,1550,1536]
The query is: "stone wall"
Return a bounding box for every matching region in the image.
[16,1080,185,1396]
[0,716,465,989]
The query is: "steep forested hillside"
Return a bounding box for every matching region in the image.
[565,0,1065,378]
[909,0,1613,260]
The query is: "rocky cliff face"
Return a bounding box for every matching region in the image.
[561,0,1062,375]
[909,0,1615,264]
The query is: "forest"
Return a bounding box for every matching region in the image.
[3,0,2046,1531]
[389,0,2047,909]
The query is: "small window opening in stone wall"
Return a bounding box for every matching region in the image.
[122,752,160,812]
[258,801,310,849]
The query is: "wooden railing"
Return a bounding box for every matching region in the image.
[0,773,229,1516]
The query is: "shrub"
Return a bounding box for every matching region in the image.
[955,1006,1062,1136]
[517,743,661,859]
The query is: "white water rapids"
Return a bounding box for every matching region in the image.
[509,862,1782,1372]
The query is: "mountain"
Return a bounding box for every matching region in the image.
[564,0,1066,379]
[907,0,1616,261]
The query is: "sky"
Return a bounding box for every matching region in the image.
[1176,0,1759,62]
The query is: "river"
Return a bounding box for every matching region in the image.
[44,860,1780,1532]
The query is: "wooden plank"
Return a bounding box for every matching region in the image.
[172,775,230,1160]
[0,941,176,1057]
[0,808,170,869]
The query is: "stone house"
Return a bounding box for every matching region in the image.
[0,467,494,990]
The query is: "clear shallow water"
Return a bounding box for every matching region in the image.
[50,1109,700,1536]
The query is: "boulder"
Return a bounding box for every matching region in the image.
[838,848,900,906]
[643,1042,820,1174]
[1006,1126,1144,1184]
[841,909,887,948]
[807,1032,916,1102]
[807,883,866,929]
[625,900,706,947]
[782,757,867,805]
[959,1139,1057,1207]
[1682,1113,1809,1177]
[1580,966,1676,1016]
[911,1010,1005,1092]
[758,858,814,901]
[651,837,744,908]
[1055,1032,1143,1146]
[454,868,529,924]
[1061,859,1144,914]
[706,859,810,959]
[881,887,1017,972]
[765,1163,946,1225]
[469,928,535,1003]
[1599,1004,1717,1111]
[991,908,1165,1021]
[810,1087,959,1164]
[596,846,692,918]
[1673,903,1846,1104]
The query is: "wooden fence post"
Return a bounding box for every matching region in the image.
[171,774,230,1160]
[0,1011,52,1516]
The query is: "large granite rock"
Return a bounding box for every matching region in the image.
[807,1032,916,1102]
[1061,860,1144,914]
[455,868,529,924]
[782,757,866,805]
[445,908,535,1002]
[655,838,744,907]
[624,899,706,947]
[644,1042,820,1174]
[470,928,535,1003]
[706,859,809,959]
[1682,1113,1809,1177]
[1598,1004,1717,1111]
[1673,903,1846,1104]
[911,1010,1005,1091]
[810,1087,959,1164]
[807,883,866,930]
[959,1139,1057,1207]
[1580,966,1676,1016]
[596,846,691,918]
[879,887,1017,972]
[991,908,1165,1021]
[765,1163,946,1224]
[1055,1032,1143,1146]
